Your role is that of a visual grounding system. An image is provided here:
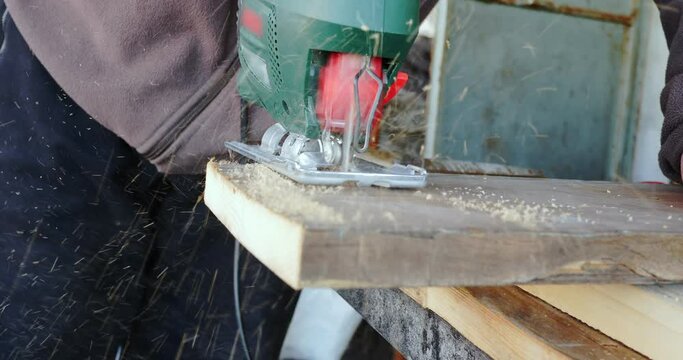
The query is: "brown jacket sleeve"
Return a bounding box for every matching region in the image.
[7,0,435,175]
[5,0,260,174]
[656,0,683,182]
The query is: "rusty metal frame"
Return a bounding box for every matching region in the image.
[481,0,638,26]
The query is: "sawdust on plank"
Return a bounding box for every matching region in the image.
[219,162,344,224]
[416,185,572,230]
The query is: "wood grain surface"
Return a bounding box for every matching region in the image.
[402,287,645,360]
[205,160,683,288]
[521,284,683,359]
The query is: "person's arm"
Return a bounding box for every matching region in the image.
[5,0,255,174]
[655,0,683,183]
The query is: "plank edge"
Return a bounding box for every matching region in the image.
[205,160,305,289]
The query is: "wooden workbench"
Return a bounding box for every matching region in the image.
[341,284,683,359]
[338,288,650,360]
[205,160,683,359]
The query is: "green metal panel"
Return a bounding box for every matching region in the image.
[430,0,644,180]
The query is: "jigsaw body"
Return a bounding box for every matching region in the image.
[228,0,427,188]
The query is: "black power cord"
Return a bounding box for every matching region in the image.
[233,241,252,360]
[234,98,253,360]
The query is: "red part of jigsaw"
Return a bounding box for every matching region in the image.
[316,53,408,147]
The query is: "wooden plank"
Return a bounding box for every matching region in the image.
[204,160,683,288]
[401,287,645,360]
[521,285,683,359]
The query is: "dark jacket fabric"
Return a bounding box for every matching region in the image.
[657,0,683,182]
[6,0,438,174]
[0,7,296,358]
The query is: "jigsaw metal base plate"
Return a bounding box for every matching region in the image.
[225,141,427,188]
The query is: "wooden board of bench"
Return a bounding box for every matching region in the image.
[520,284,683,359]
[402,287,645,359]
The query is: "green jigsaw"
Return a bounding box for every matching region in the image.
[226,0,428,188]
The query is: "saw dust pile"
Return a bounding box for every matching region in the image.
[417,185,572,230]
[219,161,344,224]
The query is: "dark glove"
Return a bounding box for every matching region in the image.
[656,0,683,183]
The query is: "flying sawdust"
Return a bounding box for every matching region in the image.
[376,91,427,165]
